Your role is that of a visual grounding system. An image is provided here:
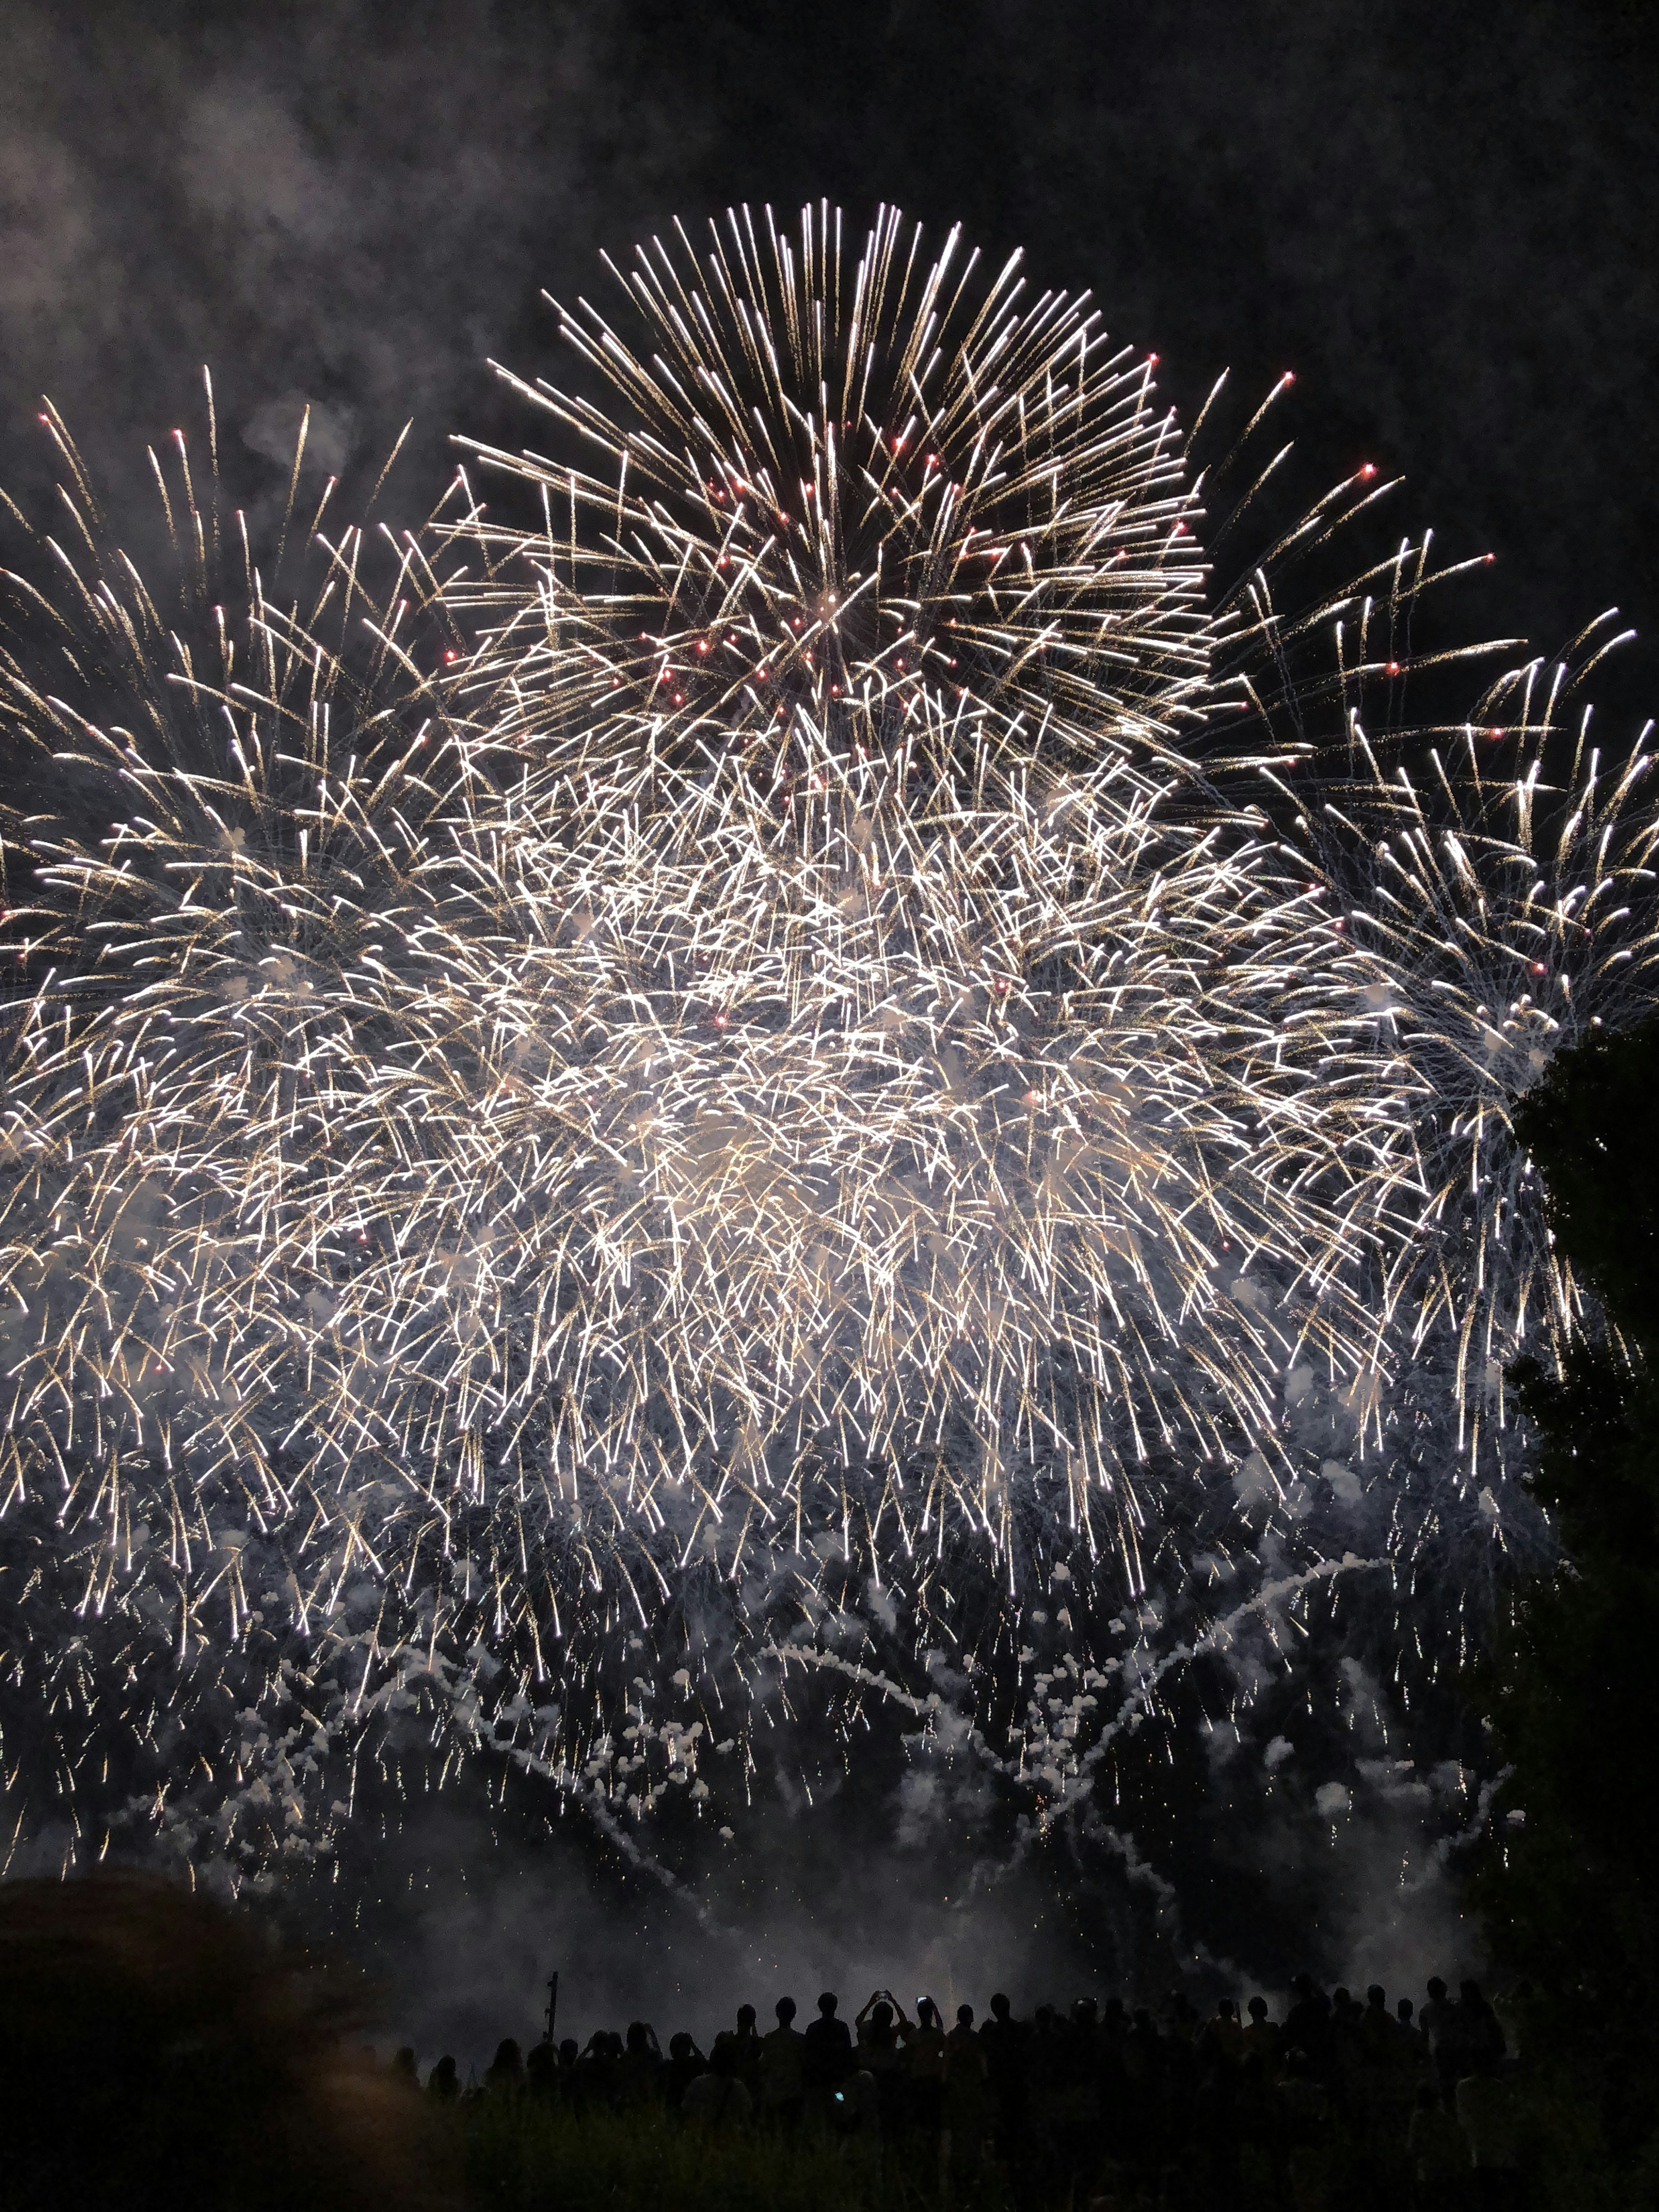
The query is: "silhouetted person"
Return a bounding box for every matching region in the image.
[803,1989,853,2089]
[618,2019,663,2104]
[391,2045,420,2088]
[484,2036,524,2095]
[1202,1996,1243,2066]
[903,1996,950,2139]
[1420,1976,1457,2087]
[682,2034,752,2128]
[1284,1974,1332,2073]
[1458,1980,1506,2076]
[575,2028,622,2110]
[714,2002,761,2089]
[758,1999,804,2124]
[1241,1994,1280,2068]
[428,2054,460,2101]
[855,1998,906,2136]
[664,2031,707,2109]
[525,2039,558,2098]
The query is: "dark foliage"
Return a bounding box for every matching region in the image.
[1475,1016,1659,2202]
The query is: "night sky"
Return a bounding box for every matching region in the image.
[2,0,1655,2056]
[4,0,1654,725]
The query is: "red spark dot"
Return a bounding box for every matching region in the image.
[1147,354,1159,367]
[696,641,709,654]
[1283,370,1296,384]
[1484,553,1497,564]
[443,649,458,664]
[1531,962,1547,976]
[1487,727,1503,740]
[1386,661,1401,676]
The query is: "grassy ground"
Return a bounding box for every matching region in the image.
[461,2098,884,2212]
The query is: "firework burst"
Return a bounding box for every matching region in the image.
[0,212,1653,1888]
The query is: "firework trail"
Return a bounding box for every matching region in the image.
[0,210,1653,1892]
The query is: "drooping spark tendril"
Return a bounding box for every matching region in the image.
[0,209,1653,1891]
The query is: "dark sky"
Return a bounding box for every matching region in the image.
[3,0,1655,730]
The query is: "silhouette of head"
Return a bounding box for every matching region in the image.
[559,2038,579,2066]
[1247,1997,1269,2023]
[1367,1986,1386,2010]
[392,2045,418,2081]
[1427,1978,1448,2002]
[625,2022,652,2055]
[1217,1999,1236,2021]
[670,2032,695,2062]
[817,1991,838,2018]
[737,2005,756,2032]
[957,2004,974,2028]
[991,1993,1011,2021]
[870,2002,893,2038]
[776,1997,797,2026]
[1395,2000,1414,2024]
[917,1999,938,2029]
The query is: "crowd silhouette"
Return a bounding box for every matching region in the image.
[405,1969,1533,2209]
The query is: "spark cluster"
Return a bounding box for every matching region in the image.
[0,209,1653,1886]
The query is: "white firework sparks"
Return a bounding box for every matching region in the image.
[0,211,1652,1888]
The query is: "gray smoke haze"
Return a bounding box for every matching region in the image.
[0,1,699,524]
